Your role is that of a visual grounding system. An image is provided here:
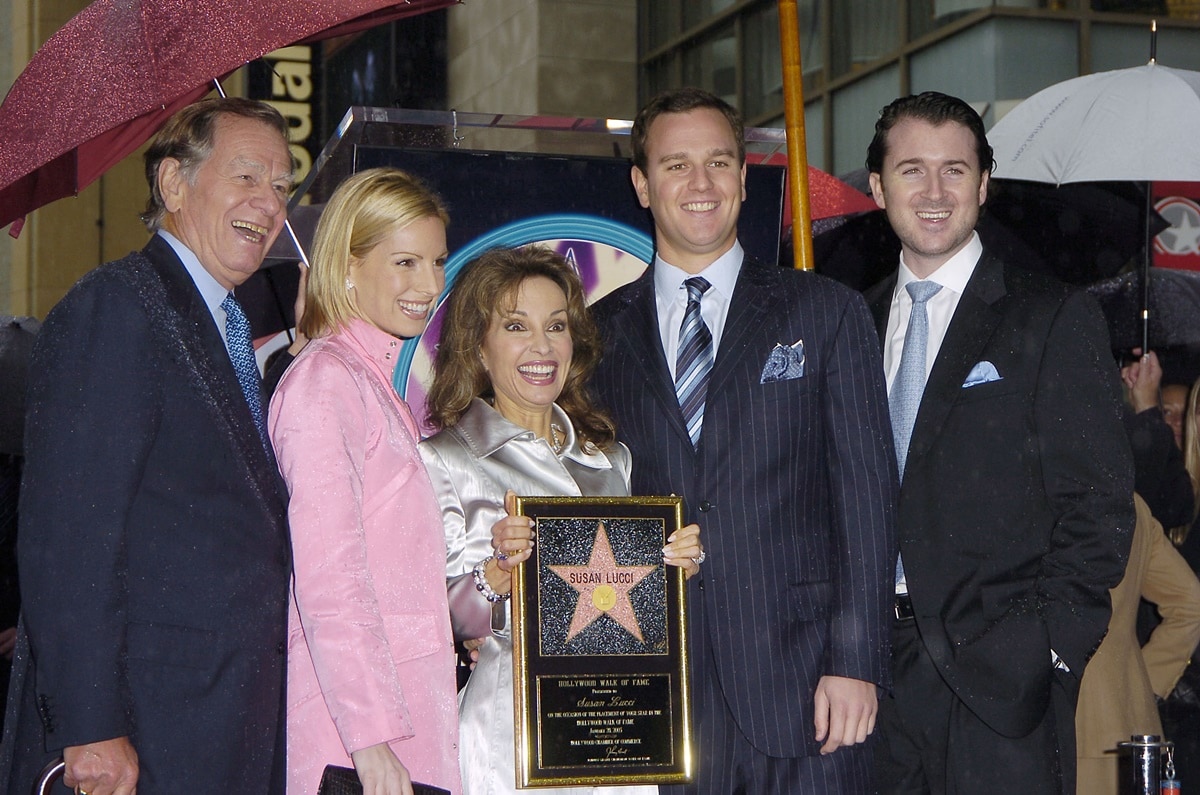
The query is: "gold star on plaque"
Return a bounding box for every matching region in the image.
[548,521,657,643]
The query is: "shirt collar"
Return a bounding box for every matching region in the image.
[339,316,402,379]
[896,231,982,296]
[158,230,229,315]
[454,398,612,470]
[653,240,744,303]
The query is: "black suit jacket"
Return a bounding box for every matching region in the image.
[591,257,897,757]
[866,250,1135,738]
[3,236,290,794]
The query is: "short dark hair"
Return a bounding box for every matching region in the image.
[630,88,745,174]
[142,97,291,231]
[866,91,994,176]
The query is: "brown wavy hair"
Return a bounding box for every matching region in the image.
[425,246,616,450]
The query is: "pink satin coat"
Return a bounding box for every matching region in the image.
[269,318,461,795]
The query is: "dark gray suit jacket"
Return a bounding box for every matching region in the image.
[3,235,290,794]
[866,250,1135,738]
[591,257,897,758]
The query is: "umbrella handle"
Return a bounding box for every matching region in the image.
[33,759,64,795]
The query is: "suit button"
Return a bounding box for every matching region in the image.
[698,501,712,512]
[277,641,286,655]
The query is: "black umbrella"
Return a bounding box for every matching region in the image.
[984,179,1168,285]
[234,204,323,339]
[0,316,41,456]
[816,177,1166,293]
[1087,267,1200,353]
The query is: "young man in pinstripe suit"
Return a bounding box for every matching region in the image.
[590,88,897,794]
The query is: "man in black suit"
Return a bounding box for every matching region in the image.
[591,88,897,793]
[2,98,293,795]
[864,91,1135,794]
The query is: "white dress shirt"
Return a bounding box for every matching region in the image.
[158,229,233,347]
[883,232,983,393]
[654,241,744,378]
[885,232,982,596]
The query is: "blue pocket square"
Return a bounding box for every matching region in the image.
[962,361,1002,388]
[760,339,805,383]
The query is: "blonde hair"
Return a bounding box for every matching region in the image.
[1171,375,1200,545]
[301,168,449,339]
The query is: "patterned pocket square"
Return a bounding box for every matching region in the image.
[760,339,805,383]
[962,360,1002,388]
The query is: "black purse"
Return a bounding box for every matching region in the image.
[317,764,451,795]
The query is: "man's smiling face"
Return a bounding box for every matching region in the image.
[160,114,293,290]
[632,107,747,274]
[869,116,989,279]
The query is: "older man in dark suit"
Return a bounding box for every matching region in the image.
[864,91,1135,795]
[590,88,897,793]
[2,97,293,795]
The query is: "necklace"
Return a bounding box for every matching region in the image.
[550,422,565,454]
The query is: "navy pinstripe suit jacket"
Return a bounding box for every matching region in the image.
[591,256,897,757]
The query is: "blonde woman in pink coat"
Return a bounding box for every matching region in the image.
[269,168,460,795]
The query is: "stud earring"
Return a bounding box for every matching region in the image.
[345,279,354,291]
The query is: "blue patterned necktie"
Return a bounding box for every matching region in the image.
[676,277,714,449]
[891,280,942,588]
[221,293,268,450]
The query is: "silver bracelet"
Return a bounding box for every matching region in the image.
[473,555,510,603]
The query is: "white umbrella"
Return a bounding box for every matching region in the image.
[988,62,1200,185]
[988,58,1200,353]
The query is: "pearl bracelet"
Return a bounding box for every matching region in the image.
[473,555,510,603]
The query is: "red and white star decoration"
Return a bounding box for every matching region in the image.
[548,521,657,643]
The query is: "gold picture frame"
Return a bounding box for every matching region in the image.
[511,495,692,787]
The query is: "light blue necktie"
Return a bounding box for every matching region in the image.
[891,280,942,587]
[222,293,269,451]
[676,277,713,449]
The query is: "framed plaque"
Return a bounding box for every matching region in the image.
[511,496,692,788]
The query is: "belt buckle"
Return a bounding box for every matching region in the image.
[894,593,915,621]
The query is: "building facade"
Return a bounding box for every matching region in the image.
[3,0,1199,314]
[642,0,1200,174]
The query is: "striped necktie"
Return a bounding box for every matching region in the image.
[676,277,713,449]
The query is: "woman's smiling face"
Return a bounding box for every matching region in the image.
[480,275,574,428]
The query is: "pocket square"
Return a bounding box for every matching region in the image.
[962,360,1002,388]
[760,339,805,383]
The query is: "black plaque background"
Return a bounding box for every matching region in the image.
[512,496,691,787]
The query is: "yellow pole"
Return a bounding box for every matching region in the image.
[777,0,814,270]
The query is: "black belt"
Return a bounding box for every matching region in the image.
[894,593,915,622]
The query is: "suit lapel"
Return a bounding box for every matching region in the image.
[134,238,286,514]
[607,269,692,444]
[905,253,1007,468]
[707,258,776,399]
[866,271,898,340]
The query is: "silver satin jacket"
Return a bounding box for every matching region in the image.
[420,397,632,639]
[419,398,651,795]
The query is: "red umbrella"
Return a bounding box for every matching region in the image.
[746,153,877,223]
[794,164,877,222]
[0,0,460,231]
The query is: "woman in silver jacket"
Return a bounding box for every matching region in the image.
[419,246,702,795]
